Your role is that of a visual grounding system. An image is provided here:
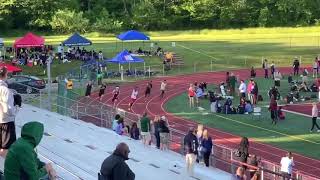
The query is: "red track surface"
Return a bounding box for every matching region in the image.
[89,67,320,177]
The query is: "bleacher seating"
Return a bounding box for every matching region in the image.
[0,104,232,179]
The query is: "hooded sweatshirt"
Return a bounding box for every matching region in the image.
[0,80,17,123]
[4,121,47,180]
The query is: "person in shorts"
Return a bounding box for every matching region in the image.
[111,86,120,107]
[159,116,170,151]
[99,84,107,101]
[139,112,151,146]
[0,66,18,157]
[128,86,138,111]
[144,81,152,98]
[159,80,167,99]
[188,84,195,108]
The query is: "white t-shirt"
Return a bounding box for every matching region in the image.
[280,157,294,174]
[238,83,246,93]
[160,82,167,90]
[131,90,138,99]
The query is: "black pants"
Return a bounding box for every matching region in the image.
[311,117,320,130]
[271,110,278,124]
[203,153,210,167]
[264,69,268,78]
[160,90,165,98]
[155,133,160,149]
[0,121,16,149]
[294,68,299,75]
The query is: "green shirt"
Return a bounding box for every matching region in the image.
[140,116,150,132]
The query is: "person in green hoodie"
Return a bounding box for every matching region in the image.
[4,121,56,180]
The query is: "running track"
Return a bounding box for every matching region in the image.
[88,67,320,178]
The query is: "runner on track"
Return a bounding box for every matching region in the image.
[99,83,107,101]
[111,86,120,107]
[129,86,139,111]
[159,80,167,99]
[145,81,153,98]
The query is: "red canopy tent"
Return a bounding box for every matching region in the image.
[0,63,22,73]
[13,32,45,48]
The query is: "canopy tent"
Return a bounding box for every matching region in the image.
[62,33,92,46]
[117,30,150,41]
[0,63,22,73]
[13,32,44,48]
[105,50,144,64]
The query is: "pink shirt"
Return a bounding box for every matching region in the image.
[312,105,318,117]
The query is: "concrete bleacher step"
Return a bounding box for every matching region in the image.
[10,104,232,180]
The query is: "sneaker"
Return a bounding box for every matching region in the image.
[310,130,313,133]
[317,130,320,132]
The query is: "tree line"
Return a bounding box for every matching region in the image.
[1,0,320,34]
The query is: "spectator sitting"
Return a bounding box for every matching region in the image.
[245,100,253,113]
[4,122,57,179]
[310,83,318,92]
[130,122,140,140]
[115,118,125,135]
[278,107,286,120]
[234,167,247,180]
[223,98,233,114]
[112,114,121,131]
[100,143,135,180]
[237,97,246,114]
[303,68,309,76]
[288,73,293,84]
[299,82,310,92]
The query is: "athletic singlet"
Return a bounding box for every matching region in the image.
[131,90,138,99]
[188,87,195,97]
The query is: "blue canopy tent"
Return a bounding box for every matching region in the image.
[62,33,92,46]
[105,50,144,71]
[116,30,150,51]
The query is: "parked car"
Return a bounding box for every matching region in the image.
[7,75,46,94]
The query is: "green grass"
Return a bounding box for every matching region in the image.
[3,26,320,78]
[165,77,320,159]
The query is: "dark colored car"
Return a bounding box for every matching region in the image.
[7,75,46,94]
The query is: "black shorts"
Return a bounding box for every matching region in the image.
[0,121,16,149]
[112,95,118,102]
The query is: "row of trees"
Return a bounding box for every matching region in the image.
[1,0,320,33]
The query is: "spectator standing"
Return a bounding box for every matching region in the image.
[229,73,237,96]
[0,67,18,157]
[201,129,213,167]
[247,79,254,103]
[188,84,196,108]
[196,124,203,163]
[159,116,170,151]
[313,57,318,78]
[293,57,300,76]
[251,81,258,105]
[98,51,104,60]
[85,81,92,97]
[184,128,198,177]
[280,152,294,180]
[262,59,268,78]
[130,122,140,140]
[4,122,57,180]
[238,80,247,98]
[100,143,135,180]
[269,96,278,125]
[153,115,161,149]
[140,113,151,146]
[311,102,320,132]
[159,80,167,99]
[238,137,250,164]
[250,67,256,78]
[270,61,275,79]
[274,70,282,87]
